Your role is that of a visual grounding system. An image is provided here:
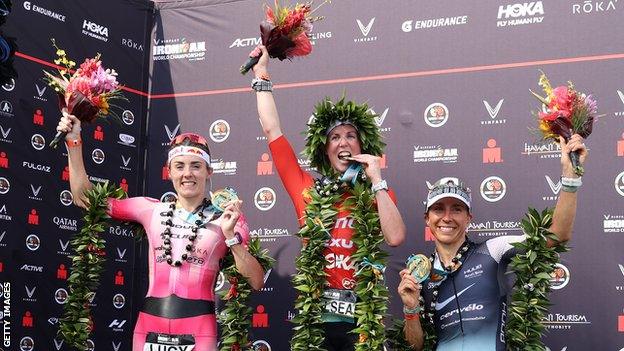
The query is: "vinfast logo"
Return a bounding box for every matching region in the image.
[482,99,506,124]
[354,18,378,43]
[229,36,261,48]
[543,175,561,201]
[0,100,14,117]
[34,84,47,102]
[82,19,109,42]
[115,247,128,263]
[572,0,618,14]
[120,155,132,171]
[58,239,70,256]
[29,184,43,201]
[545,347,567,351]
[497,2,545,27]
[153,38,206,61]
[24,285,36,302]
[163,124,181,145]
[23,1,66,22]
[118,133,136,147]
[617,264,624,291]
[370,107,391,132]
[2,78,15,91]
[0,230,6,247]
[112,341,122,351]
[54,338,64,350]
[0,124,12,143]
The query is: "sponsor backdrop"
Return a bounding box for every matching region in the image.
[2,0,624,350]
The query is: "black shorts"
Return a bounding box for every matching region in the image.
[322,321,357,351]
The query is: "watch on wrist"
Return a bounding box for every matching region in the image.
[371,179,388,193]
[225,232,243,248]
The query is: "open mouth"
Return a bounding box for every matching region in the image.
[337,151,352,161]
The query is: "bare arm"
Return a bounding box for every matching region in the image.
[56,111,93,208]
[398,269,424,350]
[252,46,283,142]
[221,201,265,290]
[547,134,587,246]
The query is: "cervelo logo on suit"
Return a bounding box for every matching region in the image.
[23,1,66,22]
[481,99,507,125]
[354,17,377,42]
[82,19,109,42]
[496,1,545,27]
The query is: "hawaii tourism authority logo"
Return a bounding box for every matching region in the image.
[615,170,624,197]
[479,176,507,202]
[424,103,449,127]
[254,187,276,211]
[549,263,570,290]
[209,119,230,143]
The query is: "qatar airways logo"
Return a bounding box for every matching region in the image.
[53,216,78,231]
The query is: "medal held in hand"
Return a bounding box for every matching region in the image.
[210,187,239,213]
[406,254,431,283]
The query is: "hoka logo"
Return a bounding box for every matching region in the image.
[498,2,544,19]
[83,20,109,37]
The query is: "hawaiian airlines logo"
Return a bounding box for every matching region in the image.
[209,119,231,143]
[480,176,507,202]
[252,340,272,351]
[113,293,125,309]
[92,149,105,164]
[60,190,73,206]
[0,124,11,143]
[163,124,181,145]
[616,171,624,197]
[122,110,135,125]
[2,78,15,91]
[0,100,13,117]
[55,288,69,304]
[20,336,35,351]
[497,1,545,27]
[354,18,378,42]
[30,134,45,150]
[34,84,47,102]
[549,263,570,290]
[26,234,40,251]
[0,177,9,194]
[82,19,109,42]
[254,187,276,211]
[424,103,449,127]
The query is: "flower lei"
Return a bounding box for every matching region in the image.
[291,96,388,350]
[384,208,566,350]
[218,238,275,351]
[506,207,567,349]
[58,181,126,350]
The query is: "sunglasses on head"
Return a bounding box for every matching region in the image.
[170,133,209,147]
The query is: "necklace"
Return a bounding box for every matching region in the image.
[160,199,209,267]
[419,238,472,323]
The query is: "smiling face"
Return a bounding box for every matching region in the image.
[425,197,472,247]
[168,155,212,203]
[325,124,362,173]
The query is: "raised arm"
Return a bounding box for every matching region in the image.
[56,110,93,208]
[398,269,425,350]
[548,134,587,246]
[251,46,283,142]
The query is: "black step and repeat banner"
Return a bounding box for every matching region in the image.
[2,0,624,350]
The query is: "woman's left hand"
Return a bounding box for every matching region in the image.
[220,200,243,237]
[349,153,383,184]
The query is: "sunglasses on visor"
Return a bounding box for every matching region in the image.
[170,133,209,147]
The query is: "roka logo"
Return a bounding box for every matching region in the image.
[483,99,504,119]
[356,18,375,36]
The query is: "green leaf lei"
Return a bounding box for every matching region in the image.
[505,207,567,350]
[291,96,389,350]
[219,238,275,351]
[58,181,126,350]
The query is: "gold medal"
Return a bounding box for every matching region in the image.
[210,187,239,212]
[406,254,431,283]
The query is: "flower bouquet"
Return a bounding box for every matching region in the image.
[530,71,598,176]
[44,39,126,148]
[239,0,329,74]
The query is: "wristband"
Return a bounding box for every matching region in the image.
[251,78,273,92]
[561,176,582,187]
[561,185,579,193]
[404,313,419,321]
[66,138,82,147]
[403,305,423,315]
[371,179,388,193]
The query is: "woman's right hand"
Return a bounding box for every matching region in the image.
[56,108,82,141]
[398,268,422,309]
[251,45,270,78]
